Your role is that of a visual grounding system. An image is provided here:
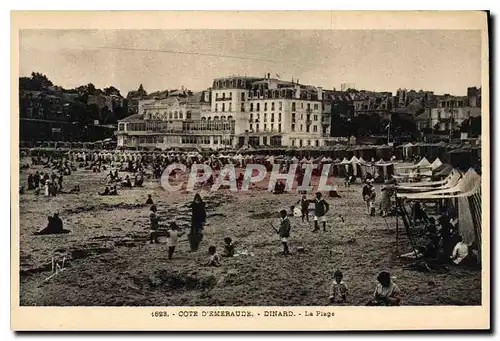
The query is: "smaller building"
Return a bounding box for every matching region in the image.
[430,106,481,131]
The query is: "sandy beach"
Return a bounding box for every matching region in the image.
[18,160,481,306]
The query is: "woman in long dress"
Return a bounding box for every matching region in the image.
[189,193,207,251]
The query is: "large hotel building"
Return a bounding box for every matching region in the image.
[116,74,334,150]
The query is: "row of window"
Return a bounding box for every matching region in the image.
[249,112,282,122]
[439,100,465,108]
[247,102,319,112]
[290,139,320,147]
[215,92,246,101]
[214,103,233,112]
[249,123,283,133]
[201,116,233,121]
[181,136,232,145]
[248,89,317,101]
[213,101,321,113]
[290,124,319,133]
[145,111,192,120]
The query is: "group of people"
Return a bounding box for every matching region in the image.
[35,213,68,235]
[400,210,478,266]
[295,192,330,232]
[147,195,235,267]
[328,269,401,306]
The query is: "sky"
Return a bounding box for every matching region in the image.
[19,29,481,96]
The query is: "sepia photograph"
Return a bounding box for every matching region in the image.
[11,11,490,331]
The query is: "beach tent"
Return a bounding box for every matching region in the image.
[430,157,443,170]
[416,157,431,168]
[433,164,454,178]
[300,156,309,163]
[396,170,461,192]
[291,156,299,163]
[397,169,481,245]
[350,155,359,164]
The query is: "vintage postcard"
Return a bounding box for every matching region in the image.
[11,11,490,331]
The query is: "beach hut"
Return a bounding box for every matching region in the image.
[402,142,414,160]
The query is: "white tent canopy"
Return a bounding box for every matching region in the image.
[431,157,443,170]
[339,157,351,165]
[397,169,479,199]
[349,156,359,163]
[416,157,431,168]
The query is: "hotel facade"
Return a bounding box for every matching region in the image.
[115,74,333,150]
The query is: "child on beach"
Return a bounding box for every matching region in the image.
[312,192,329,232]
[145,194,154,205]
[329,270,348,304]
[297,195,310,222]
[367,271,401,306]
[222,237,235,257]
[206,245,221,267]
[166,222,185,260]
[149,205,160,244]
[277,209,291,255]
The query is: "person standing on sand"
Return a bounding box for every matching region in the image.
[189,193,206,252]
[312,192,329,232]
[166,222,184,260]
[273,209,291,256]
[149,205,160,244]
[297,194,310,222]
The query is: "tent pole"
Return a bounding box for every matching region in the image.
[395,203,399,254]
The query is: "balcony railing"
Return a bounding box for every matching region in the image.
[215,97,233,101]
[306,120,312,125]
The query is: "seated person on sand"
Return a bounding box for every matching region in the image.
[145,194,154,205]
[400,234,440,260]
[134,173,144,187]
[109,185,118,196]
[35,213,68,235]
[98,186,110,196]
[329,270,348,304]
[366,271,401,306]
[206,245,221,267]
[450,235,469,265]
[221,237,235,257]
[273,180,286,194]
[69,185,80,194]
[122,175,132,188]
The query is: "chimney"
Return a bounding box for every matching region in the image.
[317,87,323,101]
[267,73,270,79]
[297,79,300,84]
[295,84,301,99]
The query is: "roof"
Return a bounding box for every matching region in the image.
[416,111,430,121]
[119,114,144,122]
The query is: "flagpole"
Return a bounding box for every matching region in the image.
[387,121,390,145]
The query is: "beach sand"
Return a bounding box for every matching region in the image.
[18,160,481,306]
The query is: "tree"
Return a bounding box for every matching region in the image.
[103,86,122,97]
[30,72,53,90]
